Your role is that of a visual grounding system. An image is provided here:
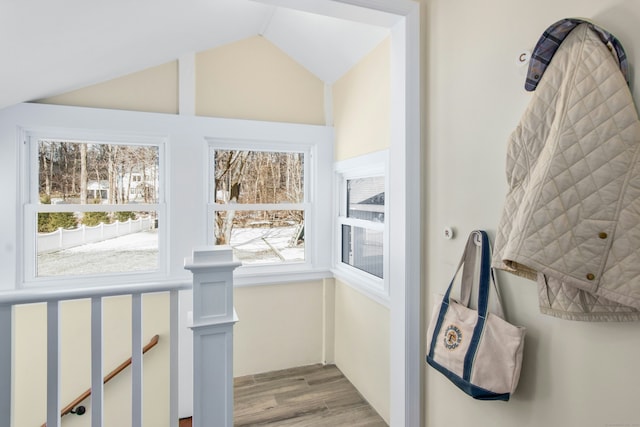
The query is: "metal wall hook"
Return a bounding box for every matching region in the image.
[473,231,483,246]
[517,50,531,67]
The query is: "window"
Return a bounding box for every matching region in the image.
[334,151,389,301]
[208,142,311,270]
[21,131,166,284]
[341,176,385,278]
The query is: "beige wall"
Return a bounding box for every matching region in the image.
[331,37,391,423]
[195,36,325,125]
[233,282,324,377]
[13,294,170,427]
[37,62,179,114]
[425,0,640,426]
[334,281,390,423]
[332,37,390,161]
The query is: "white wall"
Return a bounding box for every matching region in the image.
[425,1,640,426]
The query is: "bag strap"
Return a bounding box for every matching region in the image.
[457,231,505,319]
[427,230,505,361]
[462,231,491,380]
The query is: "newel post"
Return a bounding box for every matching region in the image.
[184,246,240,427]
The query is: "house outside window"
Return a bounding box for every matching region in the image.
[21,130,166,285]
[342,176,385,278]
[333,150,389,303]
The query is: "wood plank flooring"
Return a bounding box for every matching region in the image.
[180,364,388,426]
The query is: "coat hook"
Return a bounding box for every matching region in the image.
[473,232,482,246]
[517,50,531,67]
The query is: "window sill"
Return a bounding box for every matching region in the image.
[330,267,390,308]
[233,267,333,287]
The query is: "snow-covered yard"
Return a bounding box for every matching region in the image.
[37,229,159,277]
[37,226,304,277]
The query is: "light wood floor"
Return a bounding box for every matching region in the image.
[180,364,388,426]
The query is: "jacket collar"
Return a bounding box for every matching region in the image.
[525,18,628,91]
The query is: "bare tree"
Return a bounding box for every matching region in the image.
[214,150,249,244]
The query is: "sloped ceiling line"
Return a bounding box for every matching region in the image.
[259,5,279,36]
[0,0,392,108]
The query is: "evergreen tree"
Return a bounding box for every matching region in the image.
[38,195,77,232]
[82,211,110,227]
[115,211,136,222]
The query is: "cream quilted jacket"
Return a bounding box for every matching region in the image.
[493,23,640,321]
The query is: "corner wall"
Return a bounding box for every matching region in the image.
[332,37,391,423]
[425,1,640,426]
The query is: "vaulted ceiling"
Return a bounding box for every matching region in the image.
[0,0,394,109]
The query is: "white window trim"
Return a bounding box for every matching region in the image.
[3,103,335,291]
[207,136,332,284]
[332,149,390,306]
[19,127,169,288]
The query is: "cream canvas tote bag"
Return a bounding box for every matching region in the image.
[426,230,526,401]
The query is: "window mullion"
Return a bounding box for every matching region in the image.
[338,216,385,231]
[210,203,307,212]
[32,203,161,213]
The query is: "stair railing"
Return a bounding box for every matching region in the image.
[0,246,238,427]
[0,280,189,427]
[40,334,161,427]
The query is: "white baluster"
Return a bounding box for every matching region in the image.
[91,297,104,427]
[170,290,179,427]
[47,301,61,427]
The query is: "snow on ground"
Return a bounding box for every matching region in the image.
[37,226,304,277]
[38,230,159,277]
[231,226,304,264]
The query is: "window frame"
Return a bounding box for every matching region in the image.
[333,150,390,305]
[207,137,325,281]
[19,128,168,287]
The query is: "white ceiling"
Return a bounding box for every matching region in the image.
[0,0,394,109]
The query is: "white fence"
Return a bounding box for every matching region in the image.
[38,217,155,253]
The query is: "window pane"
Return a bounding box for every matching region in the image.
[347,177,384,222]
[214,210,304,264]
[36,211,158,277]
[213,150,304,204]
[38,140,159,205]
[341,225,383,279]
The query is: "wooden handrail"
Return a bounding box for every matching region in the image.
[41,334,160,427]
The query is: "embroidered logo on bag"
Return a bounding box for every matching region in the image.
[443,325,462,350]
